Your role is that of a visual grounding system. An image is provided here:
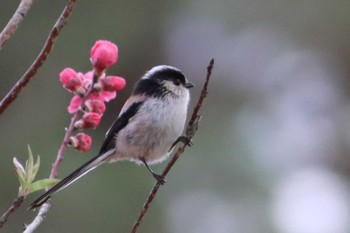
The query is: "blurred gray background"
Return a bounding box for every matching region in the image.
[1,0,350,233]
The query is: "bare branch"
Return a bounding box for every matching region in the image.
[0,196,24,228]
[130,59,215,233]
[0,0,34,49]
[0,0,79,116]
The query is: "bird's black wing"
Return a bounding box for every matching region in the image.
[98,101,144,155]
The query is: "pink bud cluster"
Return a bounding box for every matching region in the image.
[60,40,126,152]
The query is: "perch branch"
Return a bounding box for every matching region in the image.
[0,0,78,116]
[130,59,214,233]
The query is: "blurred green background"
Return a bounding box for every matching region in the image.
[1,0,350,233]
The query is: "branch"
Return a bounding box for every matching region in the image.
[0,0,79,116]
[49,82,96,179]
[0,2,79,229]
[0,196,24,228]
[130,59,215,233]
[0,0,34,49]
[23,202,50,233]
[48,112,81,179]
[23,77,99,232]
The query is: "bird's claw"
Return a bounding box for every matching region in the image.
[169,136,192,152]
[153,174,166,185]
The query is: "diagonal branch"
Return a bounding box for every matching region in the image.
[0,0,34,49]
[0,0,79,116]
[130,59,215,233]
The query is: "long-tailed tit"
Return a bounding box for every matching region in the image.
[29,65,193,210]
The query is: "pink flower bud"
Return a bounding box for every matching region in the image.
[84,98,106,114]
[90,40,118,73]
[75,112,101,129]
[70,133,92,152]
[68,96,82,114]
[59,68,82,92]
[100,76,126,92]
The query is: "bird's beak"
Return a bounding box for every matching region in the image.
[185,82,194,89]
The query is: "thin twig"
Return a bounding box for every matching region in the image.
[0,196,24,228]
[49,113,80,179]
[188,59,214,128]
[130,59,215,233]
[0,0,34,49]
[50,80,96,179]
[0,0,78,116]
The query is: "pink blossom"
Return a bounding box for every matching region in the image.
[100,76,126,92]
[82,71,117,102]
[80,71,96,91]
[68,96,82,114]
[70,133,92,152]
[67,92,113,114]
[59,68,82,92]
[100,91,116,102]
[76,72,90,93]
[84,98,106,114]
[74,112,102,129]
[90,40,118,73]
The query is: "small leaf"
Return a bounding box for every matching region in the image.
[32,155,40,180]
[13,157,26,188]
[26,145,34,184]
[13,157,25,180]
[28,179,60,194]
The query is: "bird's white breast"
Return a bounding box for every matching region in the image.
[111,91,190,165]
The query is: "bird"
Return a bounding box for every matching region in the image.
[28,65,193,210]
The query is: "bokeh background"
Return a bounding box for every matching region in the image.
[1,0,350,232]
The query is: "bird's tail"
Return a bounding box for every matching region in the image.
[28,150,114,210]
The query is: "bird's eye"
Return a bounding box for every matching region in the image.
[174,79,181,86]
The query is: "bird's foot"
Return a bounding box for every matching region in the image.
[169,136,192,152]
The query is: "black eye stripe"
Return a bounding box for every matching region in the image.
[150,68,187,85]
